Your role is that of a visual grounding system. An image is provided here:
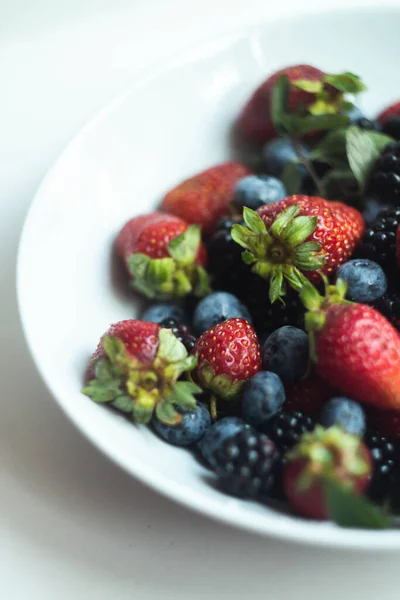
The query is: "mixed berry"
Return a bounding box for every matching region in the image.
[82,63,400,529]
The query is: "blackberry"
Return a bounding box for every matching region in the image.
[264,410,315,452]
[368,142,400,205]
[214,428,279,498]
[159,317,196,352]
[364,431,398,503]
[206,218,248,296]
[371,290,400,331]
[381,116,400,141]
[356,207,400,268]
[247,284,306,335]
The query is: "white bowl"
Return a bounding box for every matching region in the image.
[17,6,400,549]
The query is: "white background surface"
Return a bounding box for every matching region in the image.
[2,1,400,598]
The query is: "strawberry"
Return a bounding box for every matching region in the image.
[237,65,365,147]
[301,279,400,412]
[285,371,338,416]
[192,318,261,419]
[116,212,210,300]
[231,196,364,303]
[160,162,251,234]
[82,320,201,424]
[284,426,371,520]
[377,100,400,125]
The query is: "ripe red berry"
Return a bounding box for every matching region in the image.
[116,212,209,300]
[284,426,372,520]
[82,319,201,424]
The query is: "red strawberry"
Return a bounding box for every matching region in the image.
[82,319,201,424]
[236,66,365,147]
[377,100,400,125]
[285,371,338,416]
[284,426,371,520]
[301,279,400,412]
[116,212,209,300]
[160,162,251,234]
[232,196,364,303]
[237,65,324,146]
[192,318,261,419]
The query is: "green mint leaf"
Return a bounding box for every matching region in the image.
[346,126,379,187]
[242,207,266,234]
[325,480,390,529]
[282,113,349,136]
[324,72,366,94]
[309,127,349,169]
[292,79,322,93]
[320,167,360,201]
[271,75,290,132]
[281,162,302,195]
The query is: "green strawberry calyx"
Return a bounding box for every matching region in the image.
[231,206,325,303]
[127,225,211,300]
[194,363,246,421]
[287,425,371,494]
[81,328,202,425]
[300,277,352,361]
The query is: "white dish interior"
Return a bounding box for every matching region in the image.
[17,7,400,549]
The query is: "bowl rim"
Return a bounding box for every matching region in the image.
[16,4,400,550]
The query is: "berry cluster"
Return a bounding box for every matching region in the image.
[81,63,400,527]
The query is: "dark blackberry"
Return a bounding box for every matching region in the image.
[371,290,400,331]
[364,431,398,503]
[246,283,306,334]
[381,116,400,141]
[367,142,400,205]
[206,218,248,296]
[264,410,315,452]
[356,206,400,268]
[214,429,279,498]
[159,317,196,352]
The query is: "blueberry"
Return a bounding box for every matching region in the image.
[193,292,252,335]
[336,259,387,303]
[262,326,309,383]
[198,417,251,467]
[242,371,285,430]
[232,175,286,211]
[153,401,211,446]
[344,105,365,124]
[262,137,309,178]
[320,397,366,437]
[142,302,187,324]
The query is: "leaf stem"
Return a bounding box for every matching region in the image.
[291,137,327,198]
